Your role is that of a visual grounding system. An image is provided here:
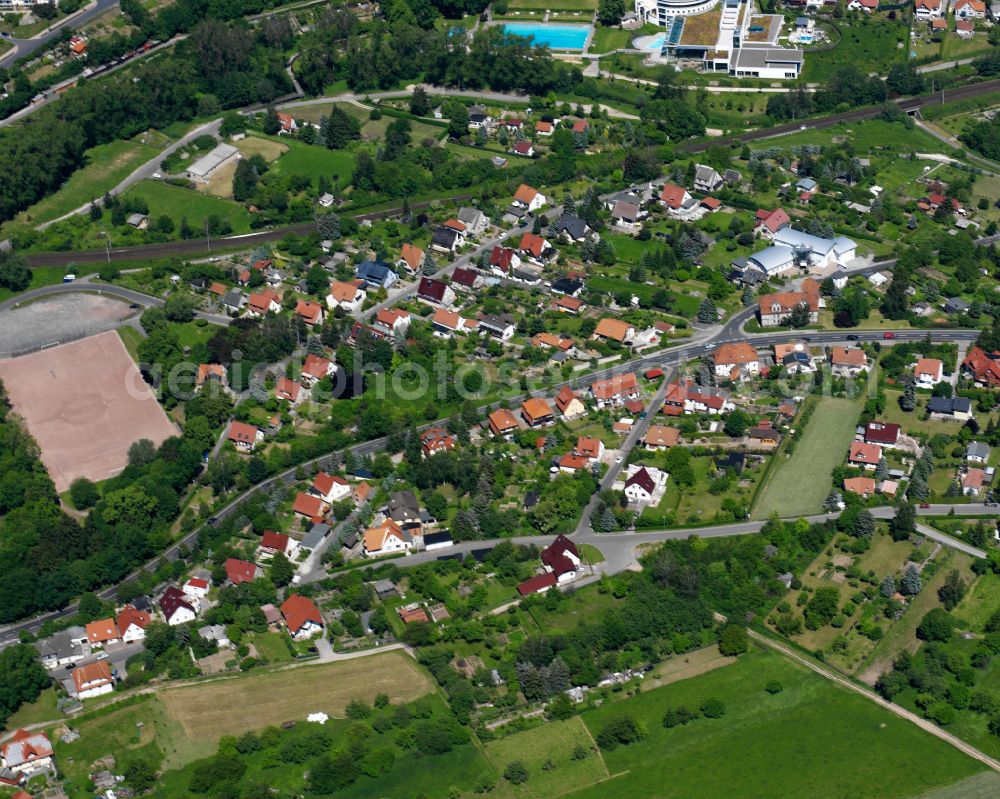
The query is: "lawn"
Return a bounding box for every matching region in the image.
[753,397,862,519]
[234,134,288,163]
[527,583,624,635]
[248,631,294,663]
[123,180,252,234]
[3,140,159,231]
[881,389,982,437]
[117,326,144,361]
[763,119,944,154]
[507,0,596,9]
[955,572,1000,633]
[158,651,433,744]
[484,717,610,798]
[0,266,69,304]
[591,24,654,52]
[571,648,984,799]
[801,18,908,83]
[267,136,357,190]
[3,687,60,730]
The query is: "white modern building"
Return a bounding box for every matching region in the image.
[746,228,856,278]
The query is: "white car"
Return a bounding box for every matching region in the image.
[152,172,162,179]
[95,652,109,661]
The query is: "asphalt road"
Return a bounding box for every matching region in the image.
[0,0,119,69]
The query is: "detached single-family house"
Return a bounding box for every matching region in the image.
[488,408,520,438]
[660,183,691,212]
[541,535,581,584]
[302,353,335,385]
[418,277,456,307]
[431,308,472,338]
[865,421,901,447]
[519,232,556,265]
[293,492,326,521]
[327,280,366,313]
[116,606,151,643]
[610,200,645,232]
[849,441,882,470]
[928,396,973,420]
[489,245,521,276]
[643,425,680,451]
[624,467,657,503]
[363,520,412,557]
[693,164,724,193]
[590,372,640,407]
[311,471,351,504]
[1,730,54,775]
[295,299,325,326]
[511,140,534,158]
[457,207,488,236]
[72,662,114,700]
[196,363,227,391]
[246,290,281,317]
[397,243,424,275]
[594,318,636,344]
[478,313,516,341]
[374,308,411,337]
[967,441,990,464]
[228,421,263,452]
[276,112,297,134]
[431,226,463,253]
[550,214,591,244]
[844,476,877,498]
[355,260,398,290]
[275,377,303,405]
[963,468,989,497]
[259,530,299,560]
[225,558,262,585]
[420,427,455,457]
[85,619,120,648]
[520,397,555,428]
[914,0,943,20]
[574,436,605,463]
[713,341,760,381]
[554,385,586,419]
[757,280,820,327]
[183,577,210,599]
[513,184,546,212]
[914,357,944,386]
[160,586,198,626]
[753,208,791,239]
[962,346,1000,386]
[830,346,869,377]
[954,0,986,16]
[281,594,323,640]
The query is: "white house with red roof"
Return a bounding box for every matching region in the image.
[311,471,351,504]
[914,357,945,386]
[397,243,424,275]
[420,427,455,457]
[373,308,411,336]
[293,492,326,521]
[590,372,639,408]
[914,0,944,18]
[281,594,324,640]
[246,290,281,317]
[72,661,115,700]
[847,0,878,11]
[228,421,263,452]
[276,112,298,134]
[182,577,210,599]
[116,606,152,643]
[85,619,121,648]
[848,441,882,470]
[301,354,335,386]
[753,208,791,239]
[258,530,299,560]
[275,377,304,405]
[1,731,53,775]
[512,184,545,211]
[953,0,984,16]
[295,299,325,326]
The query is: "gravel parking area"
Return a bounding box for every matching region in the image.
[0,294,136,357]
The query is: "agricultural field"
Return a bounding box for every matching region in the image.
[572,648,983,799]
[158,651,433,744]
[484,717,610,799]
[753,397,862,519]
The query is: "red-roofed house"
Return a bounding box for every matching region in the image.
[541,534,581,583]
[1,731,53,775]
[246,290,280,317]
[660,183,692,213]
[226,558,262,585]
[311,472,351,504]
[489,245,521,275]
[512,140,534,157]
[753,207,791,239]
[590,372,639,407]
[228,421,263,452]
[117,606,152,643]
[713,342,760,381]
[643,425,680,450]
[259,530,299,559]
[302,354,335,385]
[954,0,986,17]
[963,468,989,496]
[962,347,1000,386]
[517,572,557,596]
[513,184,546,211]
[488,408,520,438]
[864,421,900,447]
[72,662,114,700]
[574,436,605,463]
[275,377,303,405]
[397,243,424,274]
[159,586,197,626]
[295,299,325,326]
[849,441,882,470]
[915,0,943,19]
[554,385,586,419]
[85,619,120,647]
[519,232,552,263]
[830,346,869,377]
[374,308,411,336]
[843,476,876,497]
[183,577,210,599]
[418,277,456,308]
[914,357,944,386]
[293,492,326,521]
[847,0,878,12]
[420,427,454,457]
[521,397,555,428]
[281,594,324,640]
[276,112,298,134]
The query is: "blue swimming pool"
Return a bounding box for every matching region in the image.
[501,23,591,50]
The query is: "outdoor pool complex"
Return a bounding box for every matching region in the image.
[501,23,591,50]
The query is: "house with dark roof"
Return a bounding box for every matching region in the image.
[431,226,463,253]
[451,267,482,291]
[541,535,581,583]
[865,421,900,446]
[418,277,456,307]
[159,586,197,626]
[355,260,398,289]
[624,467,657,503]
[928,396,973,420]
[550,213,592,243]
[551,276,584,296]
